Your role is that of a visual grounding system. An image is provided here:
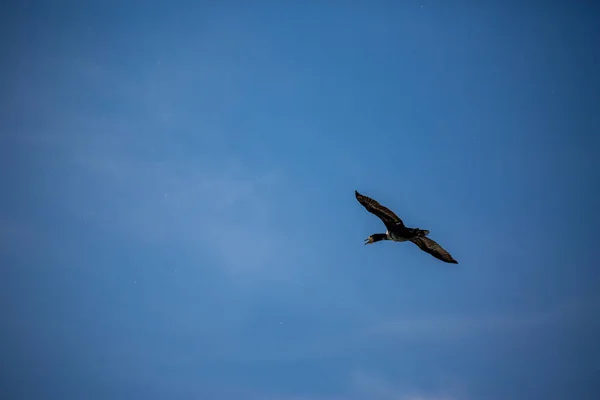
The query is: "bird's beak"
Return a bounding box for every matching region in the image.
[364,237,372,245]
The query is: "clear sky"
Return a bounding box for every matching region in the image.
[1,2,599,399]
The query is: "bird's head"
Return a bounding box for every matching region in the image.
[364,235,376,245]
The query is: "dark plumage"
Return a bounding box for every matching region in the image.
[355,190,458,264]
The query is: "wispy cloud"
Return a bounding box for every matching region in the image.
[217,370,465,400]
[367,296,594,339]
[350,370,465,400]
[63,136,292,281]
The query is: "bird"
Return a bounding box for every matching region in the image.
[355,190,458,264]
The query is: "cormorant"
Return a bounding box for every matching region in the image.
[355,190,458,264]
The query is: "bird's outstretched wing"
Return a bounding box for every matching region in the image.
[355,190,404,229]
[409,237,458,264]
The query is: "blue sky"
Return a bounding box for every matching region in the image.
[1,1,599,399]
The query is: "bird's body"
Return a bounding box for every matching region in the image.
[355,190,458,264]
[388,228,423,242]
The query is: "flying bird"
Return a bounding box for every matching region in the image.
[355,190,458,264]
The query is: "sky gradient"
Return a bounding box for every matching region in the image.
[1,2,599,399]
